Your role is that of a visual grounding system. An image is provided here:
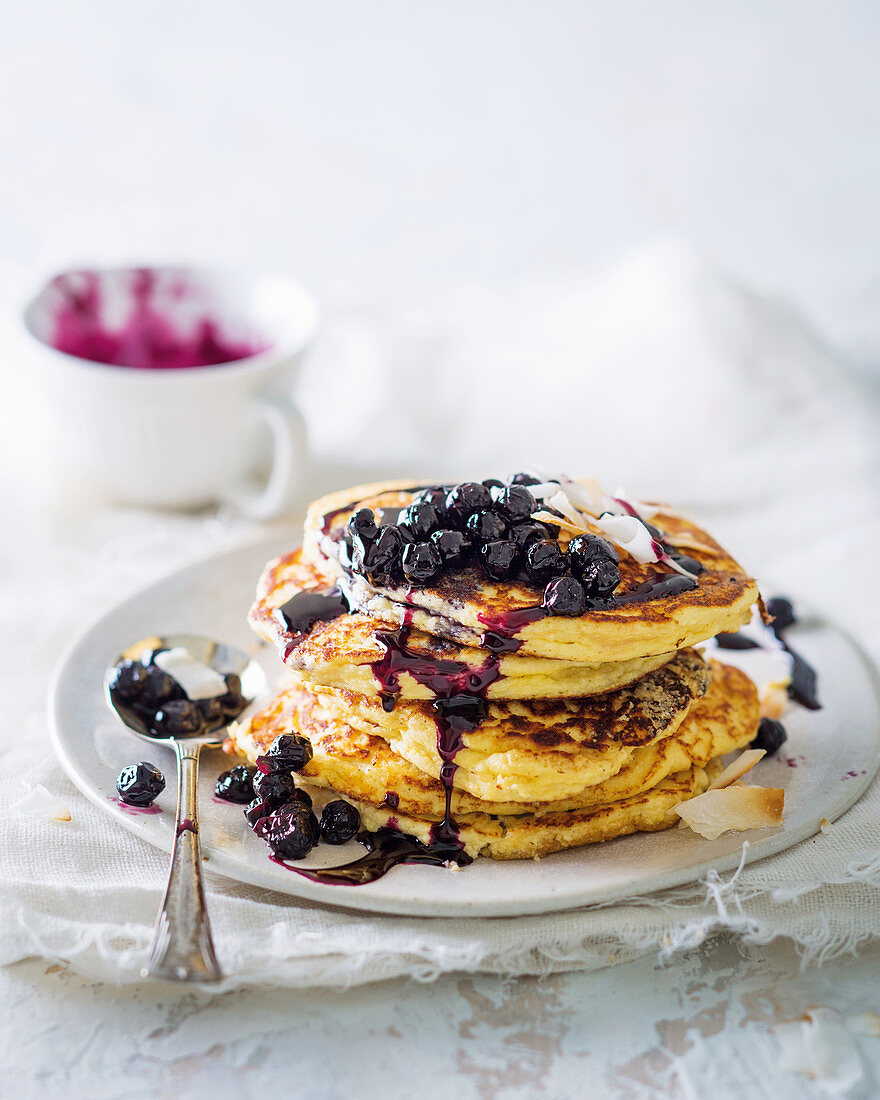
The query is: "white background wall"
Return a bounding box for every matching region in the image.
[2,1,879,496]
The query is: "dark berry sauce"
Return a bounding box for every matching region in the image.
[477,606,548,654]
[276,586,351,651]
[110,796,162,816]
[715,596,820,710]
[371,627,501,709]
[370,625,499,850]
[614,573,699,605]
[271,827,472,885]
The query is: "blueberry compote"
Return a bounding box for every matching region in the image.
[274,587,352,660]
[107,649,248,738]
[715,596,820,711]
[116,761,165,807]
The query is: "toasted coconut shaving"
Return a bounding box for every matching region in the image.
[707,749,766,790]
[760,682,789,719]
[530,509,588,535]
[122,635,162,661]
[662,533,717,554]
[675,784,784,840]
[528,475,699,577]
[12,784,72,823]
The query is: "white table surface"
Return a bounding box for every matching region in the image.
[2,3,880,1096]
[4,940,880,1098]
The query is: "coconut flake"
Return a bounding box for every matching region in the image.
[773,1008,865,1092]
[591,514,659,563]
[674,784,784,840]
[12,784,71,822]
[707,749,766,790]
[154,647,228,701]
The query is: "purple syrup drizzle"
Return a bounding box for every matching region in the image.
[276,587,351,660]
[110,796,162,815]
[715,596,820,710]
[370,623,498,850]
[270,827,471,885]
[477,606,547,654]
[176,818,198,836]
[613,573,698,605]
[48,269,269,369]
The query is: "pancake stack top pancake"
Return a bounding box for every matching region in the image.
[230,473,763,868]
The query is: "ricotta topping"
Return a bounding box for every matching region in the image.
[153,647,228,700]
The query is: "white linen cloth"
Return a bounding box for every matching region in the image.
[2,241,878,988]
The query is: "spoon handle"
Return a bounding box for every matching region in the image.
[142,740,222,983]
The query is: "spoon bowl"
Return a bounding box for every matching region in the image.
[104,633,268,983]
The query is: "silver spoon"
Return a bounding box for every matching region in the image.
[104,634,267,983]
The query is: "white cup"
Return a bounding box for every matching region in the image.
[22,265,319,517]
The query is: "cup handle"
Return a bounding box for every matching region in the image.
[231,394,308,520]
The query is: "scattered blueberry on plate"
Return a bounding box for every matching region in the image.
[116,761,165,807]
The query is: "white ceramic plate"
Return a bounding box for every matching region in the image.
[49,536,880,918]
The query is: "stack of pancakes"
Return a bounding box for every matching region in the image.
[228,479,762,860]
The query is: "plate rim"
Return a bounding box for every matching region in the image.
[48,536,880,919]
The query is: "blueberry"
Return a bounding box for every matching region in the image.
[445,482,492,527]
[139,665,183,707]
[526,540,567,584]
[223,673,242,697]
[347,507,378,542]
[244,797,272,828]
[465,510,509,544]
[109,659,150,701]
[566,533,620,574]
[260,733,314,773]
[430,528,473,568]
[320,800,362,844]
[751,717,787,756]
[362,525,405,583]
[480,540,519,580]
[220,673,247,716]
[766,597,796,634]
[580,557,621,599]
[509,472,541,486]
[214,765,255,803]
[401,541,442,584]
[509,522,548,552]
[262,808,318,859]
[152,699,204,736]
[252,768,298,809]
[287,787,313,810]
[116,761,165,807]
[198,697,226,728]
[400,502,441,540]
[494,486,537,523]
[412,486,450,517]
[543,576,587,616]
[481,478,505,492]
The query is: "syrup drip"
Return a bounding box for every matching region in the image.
[477,606,547,654]
[714,597,820,710]
[613,573,698,605]
[370,624,498,851]
[272,827,472,886]
[276,586,351,658]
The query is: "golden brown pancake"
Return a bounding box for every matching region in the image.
[298,648,710,802]
[250,548,675,700]
[346,765,721,860]
[300,480,759,663]
[226,661,757,822]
